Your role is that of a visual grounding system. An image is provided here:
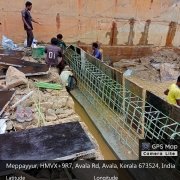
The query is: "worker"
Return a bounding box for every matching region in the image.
[45,38,64,73]
[57,34,67,54]
[21,1,40,48]
[164,76,180,106]
[92,42,102,60]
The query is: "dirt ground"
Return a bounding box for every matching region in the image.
[113,48,180,99]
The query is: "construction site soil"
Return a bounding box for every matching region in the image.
[113,48,180,99]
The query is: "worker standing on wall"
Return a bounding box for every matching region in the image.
[164,76,180,107]
[21,1,40,48]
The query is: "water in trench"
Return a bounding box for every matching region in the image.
[73,97,135,180]
[73,98,117,160]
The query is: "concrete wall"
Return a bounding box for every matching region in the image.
[79,45,153,62]
[0,0,179,46]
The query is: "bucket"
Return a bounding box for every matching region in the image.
[32,46,45,59]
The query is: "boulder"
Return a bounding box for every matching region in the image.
[6,66,28,88]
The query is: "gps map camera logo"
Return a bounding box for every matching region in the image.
[142,142,151,151]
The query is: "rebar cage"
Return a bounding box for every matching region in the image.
[64,45,180,167]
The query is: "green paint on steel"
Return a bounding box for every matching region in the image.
[64,45,180,166]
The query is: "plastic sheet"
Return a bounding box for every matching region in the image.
[2,35,23,51]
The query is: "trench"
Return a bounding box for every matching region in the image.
[73,97,117,160]
[72,96,134,180]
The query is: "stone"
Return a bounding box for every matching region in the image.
[14,123,25,131]
[160,63,179,82]
[59,90,69,97]
[40,102,53,110]
[46,109,57,121]
[26,125,37,129]
[6,66,28,89]
[24,100,34,107]
[57,109,75,119]
[9,113,16,120]
[0,84,8,90]
[52,98,68,109]
[55,109,64,115]
[58,114,69,119]
[6,121,13,130]
[64,109,75,115]
[66,97,74,109]
[47,67,61,83]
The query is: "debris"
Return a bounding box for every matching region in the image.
[13,123,25,131]
[2,35,23,51]
[66,97,75,109]
[0,56,45,68]
[52,97,67,109]
[0,64,49,79]
[16,106,33,123]
[0,119,7,134]
[0,90,15,116]
[46,109,57,122]
[67,75,77,91]
[6,120,13,131]
[0,49,24,58]
[160,63,179,82]
[40,102,53,110]
[11,91,34,109]
[6,66,28,89]
[35,82,62,90]
[60,68,73,86]
[123,69,133,77]
[151,62,161,70]
[114,48,180,82]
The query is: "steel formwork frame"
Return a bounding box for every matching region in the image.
[65,45,180,165]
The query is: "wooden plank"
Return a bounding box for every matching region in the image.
[0,49,24,58]
[0,121,95,160]
[0,90,15,116]
[146,90,179,122]
[0,65,49,79]
[0,57,44,68]
[124,78,144,134]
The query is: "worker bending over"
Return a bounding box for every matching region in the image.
[45,38,65,73]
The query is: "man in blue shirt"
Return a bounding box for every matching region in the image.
[92,42,102,60]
